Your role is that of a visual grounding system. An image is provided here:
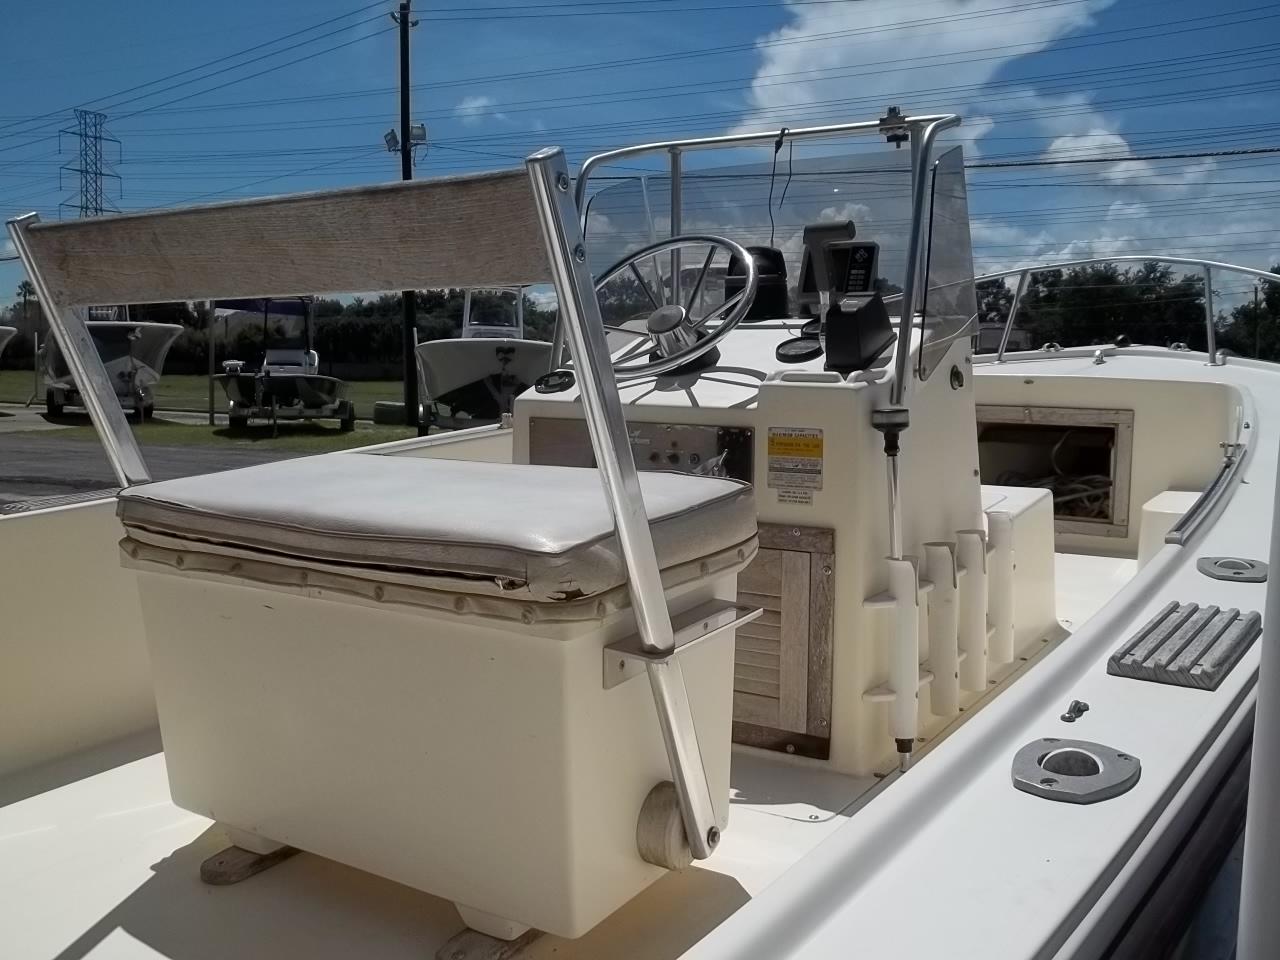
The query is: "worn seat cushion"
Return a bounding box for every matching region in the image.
[116,453,756,602]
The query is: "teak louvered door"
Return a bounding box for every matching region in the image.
[732,523,834,759]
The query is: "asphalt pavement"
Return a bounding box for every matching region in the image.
[0,406,296,505]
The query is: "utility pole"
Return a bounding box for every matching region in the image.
[393,1,420,432]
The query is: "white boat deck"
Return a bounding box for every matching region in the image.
[1,542,1138,960]
[0,732,873,960]
[2,348,1274,960]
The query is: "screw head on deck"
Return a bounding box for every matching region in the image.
[706,826,721,848]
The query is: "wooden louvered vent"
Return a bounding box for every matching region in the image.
[732,523,834,759]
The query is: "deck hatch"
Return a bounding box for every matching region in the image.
[1107,601,1261,690]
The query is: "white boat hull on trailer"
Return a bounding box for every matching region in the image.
[2,111,1276,960]
[42,319,182,418]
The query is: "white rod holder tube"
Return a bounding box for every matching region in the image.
[924,542,960,717]
[986,512,1016,667]
[889,557,921,764]
[957,530,988,692]
[526,148,720,860]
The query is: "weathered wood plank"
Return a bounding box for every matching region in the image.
[738,591,783,612]
[807,550,835,738]
[733,690,780,727]
[200,844,298,885]
[737,549,782,596]
[758,522,835,554]
[734,647,780,669]
[737,621,781,643]
[24,169,549,306]
[733,676,781,700]
[734,662,780,685]
[735,633,781,656]
[731,721,831,761]
[778,550,811,732]
[434,927,542,960]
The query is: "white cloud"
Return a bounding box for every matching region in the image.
[455,95,506,126]
[735,0,1117,143]
[727,1,1280,277]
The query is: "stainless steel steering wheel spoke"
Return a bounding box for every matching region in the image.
[594,234,757,379]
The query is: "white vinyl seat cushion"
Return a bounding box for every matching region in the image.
[116,453,756,602]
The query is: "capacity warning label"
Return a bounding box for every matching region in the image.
[767,427,823,504]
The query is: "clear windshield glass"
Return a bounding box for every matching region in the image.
[919,145,977,379]
[584,147,917,326]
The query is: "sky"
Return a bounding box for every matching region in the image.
[1,0,1278,308]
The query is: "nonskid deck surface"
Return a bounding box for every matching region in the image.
[0,544,1129,960]
[0,733,874,960]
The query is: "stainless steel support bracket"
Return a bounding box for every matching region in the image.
[604,600,762,689]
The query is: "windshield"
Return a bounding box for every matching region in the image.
[585,147,914,325]
[215,298,310,354]
[583,143,977,381]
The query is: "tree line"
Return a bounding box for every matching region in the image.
[976,261,1279,357]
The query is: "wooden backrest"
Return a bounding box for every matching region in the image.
[23,169,549,306]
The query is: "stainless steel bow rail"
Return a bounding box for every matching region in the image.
[977,256,1280,365]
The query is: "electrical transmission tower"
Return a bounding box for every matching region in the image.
[59,108,121,219]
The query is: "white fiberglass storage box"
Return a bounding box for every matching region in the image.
[117,453,757,939]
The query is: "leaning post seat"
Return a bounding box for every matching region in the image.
[118,454,757,938]
[11,145,755,941]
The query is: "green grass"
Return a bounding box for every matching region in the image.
[0,368,38,405]
[0,370,406,419]
[154,374,405,419]
[27,413,416,452]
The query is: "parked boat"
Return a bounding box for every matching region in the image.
[3,110,1278,960]
[42,318,181,418]
[214,297,355,431]
[416,287,552,428]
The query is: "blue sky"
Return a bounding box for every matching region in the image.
[2,0,1277,306]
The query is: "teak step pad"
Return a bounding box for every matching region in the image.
[200,844,299,885]
[436,928,542,960]
[1107,601,1261,690]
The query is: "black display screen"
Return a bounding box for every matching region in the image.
[799,241,880,298]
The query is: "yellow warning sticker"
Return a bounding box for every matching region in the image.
[767,427,824,502]
[767,431,824,459]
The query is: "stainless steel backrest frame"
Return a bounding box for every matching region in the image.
[7,214,151,485]
[527,147,722,859]
[5,169,552,488]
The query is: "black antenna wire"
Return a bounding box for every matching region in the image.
[778,138,796,209]
[767,126,789,246]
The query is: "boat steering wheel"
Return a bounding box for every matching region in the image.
[593,235,759,379]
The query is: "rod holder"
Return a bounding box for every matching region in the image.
[889,556,921,765]
[924,542,960,716]
[987,512,1016,666]
[957,530,989,692]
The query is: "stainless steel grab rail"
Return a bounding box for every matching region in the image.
[978,256,1280,365]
